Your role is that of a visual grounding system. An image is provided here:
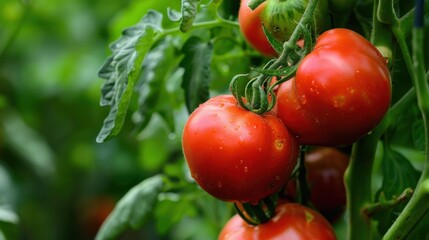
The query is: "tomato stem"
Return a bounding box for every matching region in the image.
[230,0,319,114]
[233,195,278,225]
[295,147,312,207]
[383,1,429,238]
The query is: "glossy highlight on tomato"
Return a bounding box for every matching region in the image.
[219,203,337,240]
[182,95,298,203]
[238,0,277,57]
[276,28,391,146]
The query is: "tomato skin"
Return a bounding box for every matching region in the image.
[285,147,349,221]
[277,28,391,146]
[306,147,348,220]
[182,95,298,203]
[219,203,337,240]
[238,0,277,57]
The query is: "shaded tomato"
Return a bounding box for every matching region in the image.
[182,95,298,203]
[219,203,337,240]
[285,147,349,221]
[238,0,277,57]
[80,197,116,239]
[276,28,391,146]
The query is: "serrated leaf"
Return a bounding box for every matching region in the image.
[412,119,425,151]
[95,175,164,240]
[180,0,199,32]
[133,38,182,132]
[96,11,164,143]
[375,147,420,234]
[180,37,213,113]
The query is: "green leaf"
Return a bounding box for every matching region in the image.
[1,111,55,178]
[0,207,18,225]
[133,38,182,132]
[95,175,165,240]
[155,193,198,235]
[96,11,164,143]
[375,147,420,235]
[167,8,182,22]
[248,0,266,10]
[180,0,199,32]
[180,36,213,113]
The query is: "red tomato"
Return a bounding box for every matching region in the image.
[238,0,277,57]
[80,197,116,239]
[219,203,337,240]
[276,28,391,146]
[285,147,349,221]
[182,95,298,203]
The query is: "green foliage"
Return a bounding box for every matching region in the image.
[1,0,429,239]
[97,11,164,143]
[95,175,164,240]
[180,36,213,113]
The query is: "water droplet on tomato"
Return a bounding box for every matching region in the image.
[300,95,307,104]
[240,159,244,165]
[219,146,224,150]
[244,167,249,173]
[217,181,223,188]
[275,175,280,181]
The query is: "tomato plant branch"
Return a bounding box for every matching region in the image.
[345,131,381,240]
[295,147,312,207]
[383,1,429,238]
[363,188,414,218]
[230,0,319,114]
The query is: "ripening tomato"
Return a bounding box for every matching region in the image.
[219,203,337,240]
[182,95,298,203]
[261,0,330,43]
[238,0,277,57]
[276,28,391,146]
[285,147,349,221]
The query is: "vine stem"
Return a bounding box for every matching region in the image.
[383,0,429,238]
[268,0,319,71]
[154,13,239,42]
[343,0,394,238]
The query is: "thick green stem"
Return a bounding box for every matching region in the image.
[383,4,429,238]
[371,0,394,67]
[345,132,380,240]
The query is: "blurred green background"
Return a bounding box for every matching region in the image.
[0,0,202,239]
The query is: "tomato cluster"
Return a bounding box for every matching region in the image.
[183,2,391,238]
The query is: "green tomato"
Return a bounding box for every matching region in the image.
[260,0,330,43]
